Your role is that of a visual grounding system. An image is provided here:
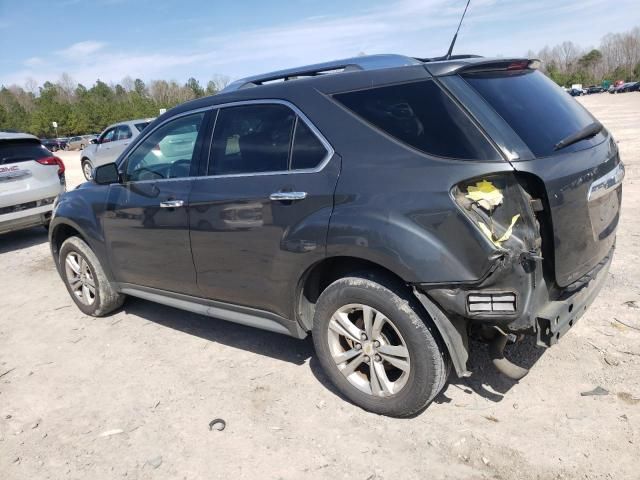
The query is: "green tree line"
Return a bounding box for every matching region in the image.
[528,26,640,87]
[0,75,229,137]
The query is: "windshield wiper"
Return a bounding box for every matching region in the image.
[554,121,603,151]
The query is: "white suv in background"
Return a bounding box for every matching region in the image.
[0,132,65,234]
[80,118,154,180]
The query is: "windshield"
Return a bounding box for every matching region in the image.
[463,70,604,157]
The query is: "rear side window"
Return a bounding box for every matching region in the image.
[463,70,599,157]
[333,80,499,160]
[0,141,50,165]
[291,120,327,170]
[209,104,296,175]
[134,122,150,132]
[116,125,132,141]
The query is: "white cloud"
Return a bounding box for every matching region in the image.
[2,0,639,87]
[56,40,107,59]
[23,57,45,68]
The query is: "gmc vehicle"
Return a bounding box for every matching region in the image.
[1,133,65,234]
[49,54,623,417]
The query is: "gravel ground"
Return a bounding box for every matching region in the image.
[1,92,639,480]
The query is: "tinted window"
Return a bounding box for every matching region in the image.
[209,104,295,175]
[334,80,498,160]
[291,120,327,170]
[134,122,150,132]
[116,125,132,141]
[125,112,204,182]
[463,70,599,157]
[0,141,50,165]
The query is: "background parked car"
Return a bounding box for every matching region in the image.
[586,85,606,94]
[67,135,97,150]
[40,138,68,151]
[80,119,154,180]
[569,87,584,96]
[0,132,65,234]
[620,81,639,93]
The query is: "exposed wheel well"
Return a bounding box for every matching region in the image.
[297,256,410,331]
[50,224,85,262]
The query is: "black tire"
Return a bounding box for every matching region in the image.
[80,143,85,150]
[81,159,93,181]
[312,274,450,417]
[59,236,125,316]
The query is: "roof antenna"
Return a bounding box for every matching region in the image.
[445,0,471,60]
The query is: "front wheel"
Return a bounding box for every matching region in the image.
[312,275,449,417]
[59,236,125,316]
[81,159,93,181]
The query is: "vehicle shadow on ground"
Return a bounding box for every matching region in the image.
[122,297,546,412]
[122,297,315,366]
[435,336,546,404]
[0,227,49,254]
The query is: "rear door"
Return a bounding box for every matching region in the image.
[189,102,340,317]
[459,69,622,286]
[102,111,208,295]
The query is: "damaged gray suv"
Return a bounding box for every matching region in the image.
[49,54,624,417]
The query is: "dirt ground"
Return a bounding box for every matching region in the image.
[1,93,639,480]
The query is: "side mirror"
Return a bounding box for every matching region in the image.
[90,138,98,145]
[94,163,120,185]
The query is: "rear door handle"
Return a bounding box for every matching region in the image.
[159,200,185,208]
[269,191,307,202]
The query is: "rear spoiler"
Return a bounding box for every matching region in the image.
[425,58,541,77]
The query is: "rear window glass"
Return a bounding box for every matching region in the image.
[463,70,600,157]
[0,141,50,165]
[333,80,499,160]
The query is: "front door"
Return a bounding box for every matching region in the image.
[189,103,340,318]
[103,111,208,296]
[94,125,133,167]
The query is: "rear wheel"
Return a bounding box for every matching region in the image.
[59,236,125,316]
[80,143,85,150]
[82,159,93,181]
[312,275,449,417]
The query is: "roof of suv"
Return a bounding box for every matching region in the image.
[221,54,531,93]
[0,132,39,142]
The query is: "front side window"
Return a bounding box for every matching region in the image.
[209,104,295,175]
[333,80,499,160]
[100,128,116,144]
[124,112,204,182]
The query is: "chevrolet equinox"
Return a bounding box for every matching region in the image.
[49,54,624,417]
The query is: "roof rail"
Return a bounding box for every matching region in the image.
[221,54,424,93]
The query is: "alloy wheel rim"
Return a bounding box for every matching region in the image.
[64,252,96,305]
[327,304,410,397]
[83,163,92,180]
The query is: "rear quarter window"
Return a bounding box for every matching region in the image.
[333,80,499,160]
[0,141,50,165]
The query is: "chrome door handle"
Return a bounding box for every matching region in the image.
[159,200,185,208]
[269,191,307,202]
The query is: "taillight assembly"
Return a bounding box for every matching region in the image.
[37,156,66,176]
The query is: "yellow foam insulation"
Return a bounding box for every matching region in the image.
[478,214,521,248]
[466,180,503,211]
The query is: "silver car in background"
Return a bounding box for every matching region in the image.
[67,135,97,151]
[0,132,65,234]
[80,118,154,180]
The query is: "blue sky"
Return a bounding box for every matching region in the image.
[0,0,639,87]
